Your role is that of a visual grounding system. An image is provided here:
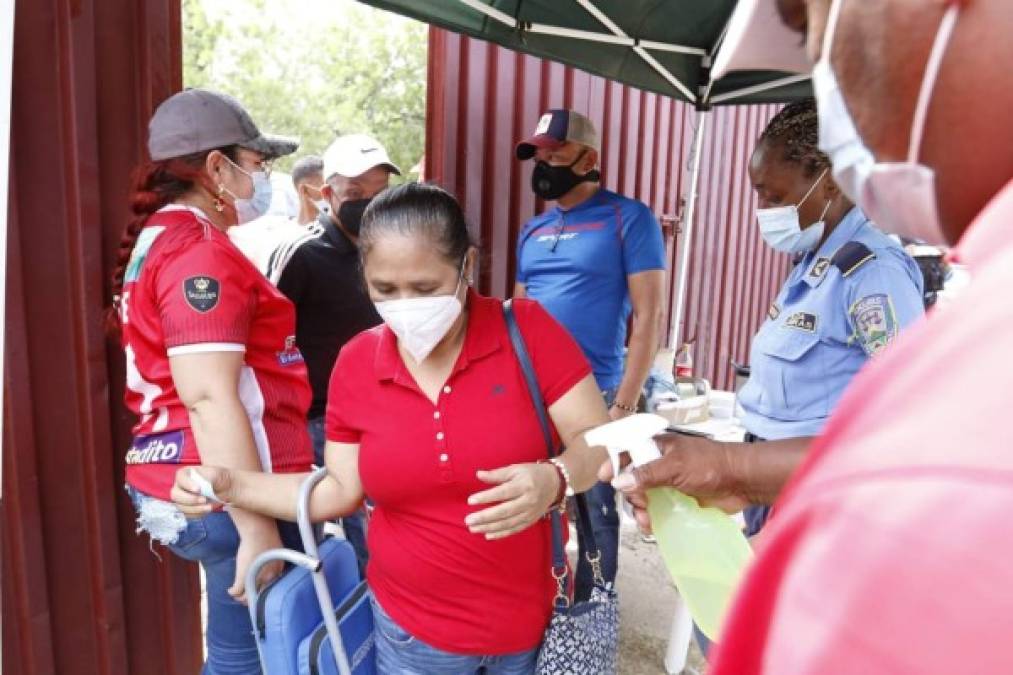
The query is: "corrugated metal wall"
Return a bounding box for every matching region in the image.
[425,28,792,390]
[2,12,792,672]
[3,0,202,673]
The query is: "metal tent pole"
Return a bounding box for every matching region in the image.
[669,109,710,350]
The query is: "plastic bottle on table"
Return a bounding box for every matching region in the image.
[674,343,694,380]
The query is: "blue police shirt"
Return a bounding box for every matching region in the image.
[738,207,925,440]
[516,188,667,391]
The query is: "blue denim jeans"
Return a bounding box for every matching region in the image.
[127,487,302,675]
[574,389,621,602]
[371,595,539,674]
[307,416,369,576]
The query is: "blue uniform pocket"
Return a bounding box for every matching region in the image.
[760,330,824,418]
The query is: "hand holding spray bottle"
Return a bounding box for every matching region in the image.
[586,414,753,640]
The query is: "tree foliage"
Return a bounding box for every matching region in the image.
[183,0,427,176]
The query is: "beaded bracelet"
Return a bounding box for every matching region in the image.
[612,401,637,413]
[544,461,568,511]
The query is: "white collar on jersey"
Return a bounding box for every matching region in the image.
[159,203,212,223]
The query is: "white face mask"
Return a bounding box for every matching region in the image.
[222,157,273,224]
[374,262,467,363]
[756,168,832,254]
[813,0,960,245]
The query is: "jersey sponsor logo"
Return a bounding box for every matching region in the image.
[809,257,831,279]
[532,221,607,245]
[784,311,817,333]
[183,276,220,312]
[850,293,898,355]
[125,430,184,465]
[531,221,606,238]
[768,303,781,321]
[276,335,305,366]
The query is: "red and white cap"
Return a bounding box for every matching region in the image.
[516,109,600,160]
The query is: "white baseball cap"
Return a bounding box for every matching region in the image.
[710,0,811,80]
[322,134,401,181]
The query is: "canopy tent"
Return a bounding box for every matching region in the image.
[356,0,810,348]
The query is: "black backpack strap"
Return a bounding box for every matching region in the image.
[830,241,876,277]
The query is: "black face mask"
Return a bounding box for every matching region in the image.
[336,198,371,236]
[530,151,600,201]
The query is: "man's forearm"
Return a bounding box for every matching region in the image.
[729,437,813,505]
[614,315,661,409]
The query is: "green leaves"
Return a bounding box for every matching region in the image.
[183,0,427,178]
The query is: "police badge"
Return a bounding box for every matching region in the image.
[850,293,898,355]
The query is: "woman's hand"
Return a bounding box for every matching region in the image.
[228,516,285,604]
[171,465,234,517]
[603,433,748,533]
[464,463,561,540]
[171,465,285,603]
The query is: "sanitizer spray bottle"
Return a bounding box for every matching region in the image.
[586,414,753,640]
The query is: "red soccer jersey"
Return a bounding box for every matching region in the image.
[121,205,312,500]
[711,181,1013,674]
[326,292,591,654]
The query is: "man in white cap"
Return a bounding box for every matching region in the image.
[514,109,667,602]
[276,133,401,574]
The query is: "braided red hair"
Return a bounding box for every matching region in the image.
[106,146,237,336]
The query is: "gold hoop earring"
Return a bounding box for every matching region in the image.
[214,184,227,212]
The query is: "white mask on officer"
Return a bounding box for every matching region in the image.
[813,0,960,245]
[756,168,832,255]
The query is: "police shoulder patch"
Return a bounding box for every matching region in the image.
[785,312,817,332]
[183,276,220,313]
[850,293,898,356]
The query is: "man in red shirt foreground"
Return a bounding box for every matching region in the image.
[614,0,1013,672]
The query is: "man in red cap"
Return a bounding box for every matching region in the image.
[515,109,667,601]
[614,0,1013,671]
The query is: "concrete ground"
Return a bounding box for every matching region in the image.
[614,527,707,674]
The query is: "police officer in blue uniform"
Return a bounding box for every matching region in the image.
[737,99,925,534]
[610,98,924,657]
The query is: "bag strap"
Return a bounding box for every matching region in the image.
[502,300,604,606]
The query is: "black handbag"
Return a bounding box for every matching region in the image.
[502,300,619,675]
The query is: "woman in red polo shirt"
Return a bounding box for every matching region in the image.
[174,182,611,673]
[111,89,314,674]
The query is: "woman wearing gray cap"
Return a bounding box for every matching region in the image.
[108,88,311,674]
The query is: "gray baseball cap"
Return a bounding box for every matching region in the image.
[148,88,299,161]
